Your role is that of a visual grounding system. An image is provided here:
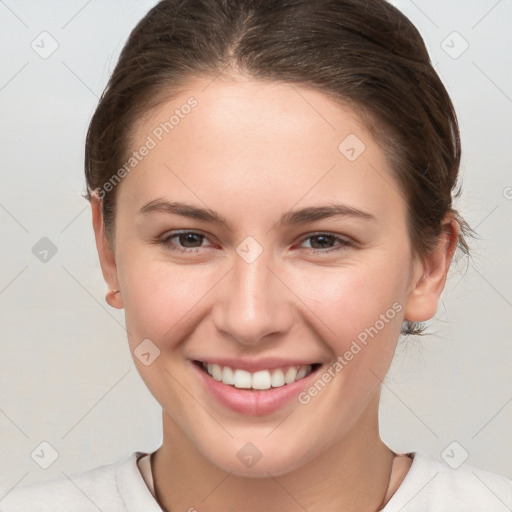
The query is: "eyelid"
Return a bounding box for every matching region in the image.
[296,232,355,251]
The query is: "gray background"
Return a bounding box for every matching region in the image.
[0,0,511,494]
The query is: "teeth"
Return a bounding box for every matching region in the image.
[252,370,272,390]
[211,364,222,381]
[233,369,252,389]
[202,362,314,389]
[222,366,235,385]
[271,368,285,388]
[284,366,298,384]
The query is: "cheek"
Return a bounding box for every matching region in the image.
[289,260,406,343]
[117,248,222,347]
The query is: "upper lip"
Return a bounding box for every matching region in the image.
[193,357,321,373]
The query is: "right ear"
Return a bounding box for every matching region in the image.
[91,192,124,309]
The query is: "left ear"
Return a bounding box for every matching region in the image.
[404,213,459,323]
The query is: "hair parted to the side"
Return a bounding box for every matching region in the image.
[84,0,473,336]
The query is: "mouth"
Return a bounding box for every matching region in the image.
[193,360,322,391]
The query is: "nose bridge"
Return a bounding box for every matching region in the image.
[212,243,292,345]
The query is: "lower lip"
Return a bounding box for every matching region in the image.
[191,361,321,416]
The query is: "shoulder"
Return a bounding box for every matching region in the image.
[384,451,512,511]
[0,452,156,512]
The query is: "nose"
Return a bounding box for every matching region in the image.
[211,246,294,347]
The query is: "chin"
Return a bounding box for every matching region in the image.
[203,442,311,478]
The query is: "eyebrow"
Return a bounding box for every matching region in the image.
[139,198,376,229]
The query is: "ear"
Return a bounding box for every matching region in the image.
[404,213,459,323]
[91,193,124,309]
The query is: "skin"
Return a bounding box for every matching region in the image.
[91,74,458,512]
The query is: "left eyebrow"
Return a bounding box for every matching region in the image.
[278,204,376,225]
[139,198,376,230]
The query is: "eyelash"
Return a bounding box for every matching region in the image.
[157,230,355,254]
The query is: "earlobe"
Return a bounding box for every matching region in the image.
[90,194,124,309]
[105,289,123,308]
[404,215,459,323]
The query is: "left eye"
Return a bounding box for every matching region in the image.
[299,233,353,251]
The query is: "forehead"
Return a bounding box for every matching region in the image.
[119,75,407,227]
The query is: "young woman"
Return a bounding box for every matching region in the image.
[3,0,511,510]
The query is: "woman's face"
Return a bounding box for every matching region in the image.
[95,75,438,477]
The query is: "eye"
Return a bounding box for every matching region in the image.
[298,233,354,252]
[155,230,354,255]
[159,231,212,253]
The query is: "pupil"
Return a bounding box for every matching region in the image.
[180,233,201,247]
[312,235,333,249]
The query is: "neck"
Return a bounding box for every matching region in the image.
[152,394,396,512]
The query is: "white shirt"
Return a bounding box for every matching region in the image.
[1,451,511,511]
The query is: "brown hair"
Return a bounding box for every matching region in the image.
[84,0,472,335]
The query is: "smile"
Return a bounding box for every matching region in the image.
[198,361,318,390]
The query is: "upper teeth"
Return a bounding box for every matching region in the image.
[203,362,313,390]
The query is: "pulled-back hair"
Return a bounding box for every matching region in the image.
[85,0,472,335]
